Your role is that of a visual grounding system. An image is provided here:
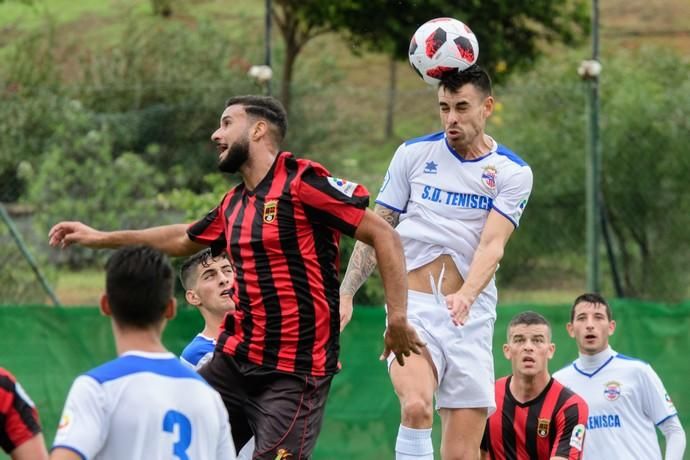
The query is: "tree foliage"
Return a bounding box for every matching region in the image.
[25,102,172,268]
[337,0,589,76]
[491,46,690,301]
[270,0,590,113]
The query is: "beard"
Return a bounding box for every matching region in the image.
[218,136,250,174]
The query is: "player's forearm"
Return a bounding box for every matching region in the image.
[100,224,202,256]
[11,434,48,460]
[340,240,378,297]
[457,240,503,303]
[372,229,408,321]
[341,204,400,298]
[659,416,686,460]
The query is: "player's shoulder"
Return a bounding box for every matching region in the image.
[403,130,445,147]
[611,353,652,373]
[0,367,16,386]
[85,352,204,385]
[552,378,587,405]
[494,144,530,168]
[181,335,214,368]
[283,151,331,177]
[553,361,578,379]
[495,375,509,387]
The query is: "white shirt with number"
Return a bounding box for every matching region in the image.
[376,131,533,313]
[53,351,235,460]
[553,347,678,460]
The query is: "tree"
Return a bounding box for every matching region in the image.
[270,0,588,131]
[491,46,690,301]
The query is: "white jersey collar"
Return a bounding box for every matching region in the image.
[576,346,616,373]
[121,350,176,360]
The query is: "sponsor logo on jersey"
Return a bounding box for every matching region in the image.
[537,418,550,437]
[665,393,677,411]
[263,200,278,223]
[481,165,497,189]
[327,177,358,197]
[569,424,586,451]
[58,410,73,433]
[604,380,621,401]
[424,161,438,174]
[587,414,622,429]
[421,185,493,210]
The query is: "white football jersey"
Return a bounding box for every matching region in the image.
[376,131,533,312]
[553,348,678,460]
[53,351,235,460]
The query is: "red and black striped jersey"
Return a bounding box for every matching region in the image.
[188,152,369,377]
[482,376,589,460]
[0,368,42,454]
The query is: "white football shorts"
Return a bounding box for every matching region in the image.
[387,290,496,415]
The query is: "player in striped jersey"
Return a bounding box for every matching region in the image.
[0,368,48,460]
[481,311,588,460]
[50,246,234,460]
[553,293,686,460]
[48,95,423,459]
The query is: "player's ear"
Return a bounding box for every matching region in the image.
[252,120,267,141]
[483,95,494,117]
[502,343,511,360]
[99,293,112,317]
[165,297,177,320]
[185,289,201,307]
[608,320,616,336]
[566,322,575,338]
[548,342,555,360]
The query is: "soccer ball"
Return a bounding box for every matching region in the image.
[408,17,479,85]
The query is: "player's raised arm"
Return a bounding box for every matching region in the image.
[339,204,401,331]
[352,208,423,366]
[445,209,515,326]
[48,221,204,257]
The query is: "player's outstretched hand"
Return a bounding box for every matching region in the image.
[339,294,354,333]
[445,291,473,326]
[49,221,105,249]
[381,317,425,366]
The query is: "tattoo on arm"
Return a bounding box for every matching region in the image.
[340,205,400,296]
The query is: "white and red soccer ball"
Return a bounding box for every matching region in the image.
[408,17,479,85]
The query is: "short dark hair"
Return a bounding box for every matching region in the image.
[225,95,288,144]
[179,249,230,290]
[438,64,492,97]
[571,292,612,322]
[507,311,552,340]
[105,246,174,328]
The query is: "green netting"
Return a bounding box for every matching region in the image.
[1,301,688,459]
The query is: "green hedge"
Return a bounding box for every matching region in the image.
[1,301,688,459]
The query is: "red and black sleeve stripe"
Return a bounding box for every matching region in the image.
[0,370,41,455]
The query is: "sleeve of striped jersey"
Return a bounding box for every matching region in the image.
[187,195,228,256]
[375,143,411,212]
[491,165,533,228]
[296,165,369,237]
[552,398,588,459]
[52,376,108,458]
[640,363,678,425]
[0,374,41,454]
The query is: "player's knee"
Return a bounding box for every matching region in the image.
[440,441,480,460]
[401,397,433,426]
